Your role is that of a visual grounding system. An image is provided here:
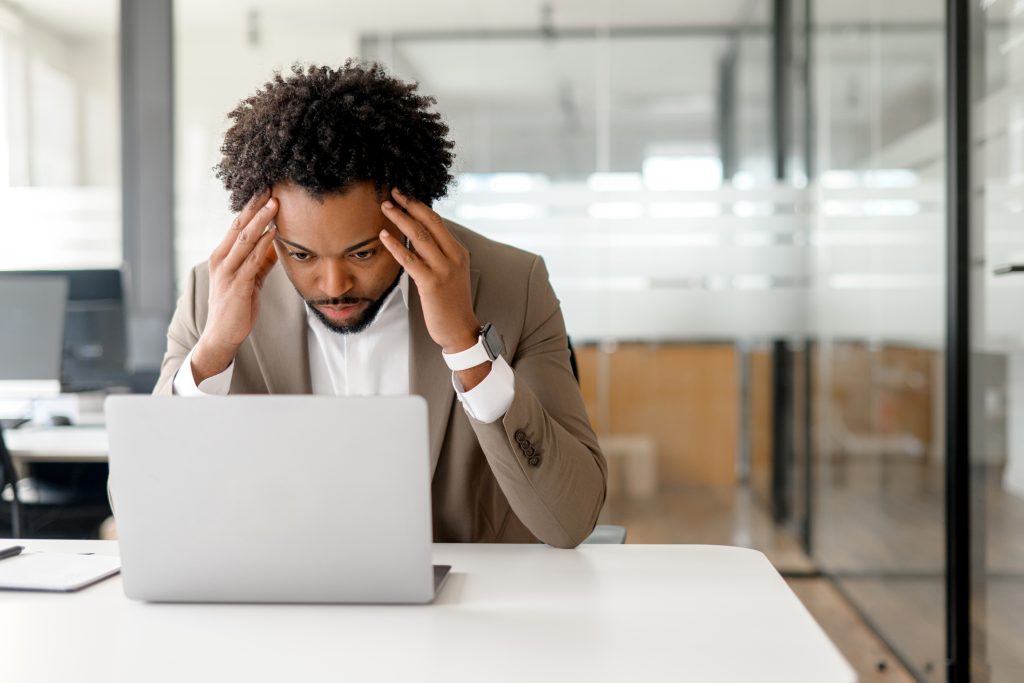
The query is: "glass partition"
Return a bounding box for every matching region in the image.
[809,3,948,680]
[972,2,1024,680]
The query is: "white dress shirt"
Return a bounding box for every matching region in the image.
[172,272,515,423]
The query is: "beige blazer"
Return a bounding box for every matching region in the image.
[153,221,607,548]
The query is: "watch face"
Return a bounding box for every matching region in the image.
[482,323,504,360]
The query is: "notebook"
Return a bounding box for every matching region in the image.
[0,550,121,591]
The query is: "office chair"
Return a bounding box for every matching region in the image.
[566,338,628,546]
[582,525,628,544]
[0,423,112,539]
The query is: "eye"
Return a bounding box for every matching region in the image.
[289,251,312,262]
[350,249,376,261]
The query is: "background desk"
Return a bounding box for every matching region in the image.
[4,426,109,464]
[4,539,856,683]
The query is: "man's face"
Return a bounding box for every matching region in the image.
[270,180,404,334]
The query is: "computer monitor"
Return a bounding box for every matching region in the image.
[0,269,127,391]
[0,275,68,396]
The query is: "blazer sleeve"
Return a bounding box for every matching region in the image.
[465,256,608,548]
[152,266,203,396]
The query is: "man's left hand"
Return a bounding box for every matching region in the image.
[379,188,481,355]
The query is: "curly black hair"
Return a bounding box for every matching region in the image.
[216,60,455,212]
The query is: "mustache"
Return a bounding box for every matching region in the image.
[307,296,370,306]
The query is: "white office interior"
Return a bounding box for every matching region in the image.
[0,2,1020,682]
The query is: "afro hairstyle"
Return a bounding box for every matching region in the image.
[215,60,455,212]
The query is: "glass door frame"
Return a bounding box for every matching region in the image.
[945,0,972,681]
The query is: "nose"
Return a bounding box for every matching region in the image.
[318,260,354,299]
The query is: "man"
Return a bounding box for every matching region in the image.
[154,62,606,548]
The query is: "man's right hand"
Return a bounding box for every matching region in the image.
[191,189,280,385]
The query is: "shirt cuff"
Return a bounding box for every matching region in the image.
[172,347,235,396]
[452,355,515,424]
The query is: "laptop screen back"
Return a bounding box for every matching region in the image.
[0,275,68,385]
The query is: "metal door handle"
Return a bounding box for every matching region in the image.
[994,264,1024,275]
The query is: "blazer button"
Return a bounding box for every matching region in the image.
[528,455,541,467]
[514,430,528,444]
[522,446,536,457]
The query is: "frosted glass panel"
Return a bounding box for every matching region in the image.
[438,183,807,341]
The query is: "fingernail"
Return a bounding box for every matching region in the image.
[393,188,403,196]
[379,229,389,239]
[382,201,394,210]
[265,198,275,208]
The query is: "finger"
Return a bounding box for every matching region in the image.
[253,243,279,288]
[390,188,460,257]
[222,198,278,272]
[212,190,271,263]
[212,189,271,262]
[380,199,446,266]
[378,228,431,281]
[238,225,278,281]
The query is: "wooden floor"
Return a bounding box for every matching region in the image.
[787,578,918,683]
[835,578,944,683]
[604,485,815,572]
[815,460,1024,683]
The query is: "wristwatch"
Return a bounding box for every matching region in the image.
[442,323,504,371]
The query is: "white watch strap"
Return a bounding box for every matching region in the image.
[442,336,491,371]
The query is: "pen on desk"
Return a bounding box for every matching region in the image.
[0,545,24,561]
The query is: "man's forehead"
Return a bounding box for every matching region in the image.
[272,180,380,214]
[271,181,385,248]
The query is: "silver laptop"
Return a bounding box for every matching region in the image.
[105,395,449,604]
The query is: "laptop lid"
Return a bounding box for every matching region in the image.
[106,395,436,604]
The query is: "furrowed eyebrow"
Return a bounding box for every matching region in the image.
[275,236,314,253]
[342,237,380,253]
[274,236,379,255]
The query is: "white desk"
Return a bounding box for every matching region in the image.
[3,539,856,683]
[3,426,109,463]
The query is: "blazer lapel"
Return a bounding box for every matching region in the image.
[409,267,481,479]
[248,265,312,394]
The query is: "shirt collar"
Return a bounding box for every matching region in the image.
[397,270,410,309]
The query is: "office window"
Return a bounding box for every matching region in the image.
[0,1,120,271]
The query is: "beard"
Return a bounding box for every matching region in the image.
[301,269,403,335]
